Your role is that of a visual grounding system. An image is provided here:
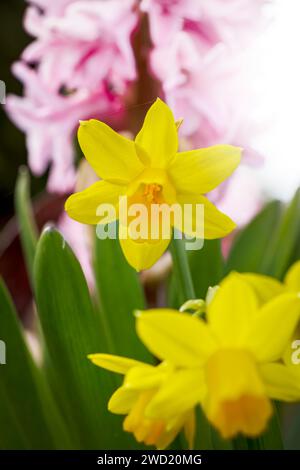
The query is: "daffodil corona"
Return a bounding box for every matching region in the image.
[65,98,241,270]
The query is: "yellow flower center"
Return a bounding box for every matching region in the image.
[204,349,273,439]
[144,183,162,203]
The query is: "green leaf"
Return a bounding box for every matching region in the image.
[261,188,300,279]
[282,403,300,449]
[0,279,71,449]
[189,240,224,299]
[225,200,282,275]
[14,167,38,281]
[34,227,140,449]
[94,225,153,362]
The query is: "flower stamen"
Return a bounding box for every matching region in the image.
[144,183,162,203]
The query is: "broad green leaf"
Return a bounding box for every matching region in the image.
[14,167,38,281]
[94,226,153,362]
[34,227,140,449]
[261,189,300,279]
[193,406,214,450]
[189,240,224,299]
[0,279,71,449]
[225,200,282,275]
[254,408,284,450]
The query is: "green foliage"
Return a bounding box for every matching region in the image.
[1,170,300,449]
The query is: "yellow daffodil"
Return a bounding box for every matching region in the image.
[88,354,195,449]
[65,98,241,271]
[136,273,300,439]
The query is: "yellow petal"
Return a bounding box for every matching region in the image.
[174,194,236,239]
[88,353,145,374]
[65,180,124,224]
[168,145,241,195]
[204,349,272,439]
[108,386,138,414]
[146,369,205,421]
[284,260,300,293]
[78,120,144,183]
[119,224,171,271]
[244,293,300,362]
[136,310,217,367]
[240,273,284,306]
[135,98,178,169]
[260,363,300,402]
[125,365,167,390]
[155,423,183,450]
[207,273,258,346]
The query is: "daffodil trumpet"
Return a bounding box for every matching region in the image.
[65,98,241,271]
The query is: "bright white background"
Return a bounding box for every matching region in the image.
[254,0,300,200]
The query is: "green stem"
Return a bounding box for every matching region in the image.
[170,233,196,301]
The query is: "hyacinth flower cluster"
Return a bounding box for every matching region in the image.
[7,0,266,201]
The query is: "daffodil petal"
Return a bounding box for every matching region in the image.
[260,363,300,401]
[119,224,171,271]
[135,98,178,168]
[240,273,284,306]
[168,145,241,195]
[78,119,144,183]
[137,311,217,367]
[108,386,138,414]
[88,353,145,374]
[174,194,236,239]
[207,273,258,346]
[125,365,166,390]
[284,260,300,293]
[244,293,300,362]
[146,369,206,421]
[65,180,124,224]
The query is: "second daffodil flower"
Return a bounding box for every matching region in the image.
[65,98,241,271]
[136,274,300,440]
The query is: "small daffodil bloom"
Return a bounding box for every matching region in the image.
[136,274,300,439]
[88,354,195,449]
[65,98,241,271]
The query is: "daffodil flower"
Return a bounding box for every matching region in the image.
[135,273,300,439]
[88,354,195,449]
[65,98,241,271]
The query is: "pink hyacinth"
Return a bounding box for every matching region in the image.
[7,0,138,192]
[141,0,267,46]
[23,0,138,94]
[6,61,121,193]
